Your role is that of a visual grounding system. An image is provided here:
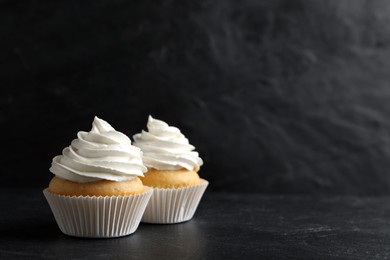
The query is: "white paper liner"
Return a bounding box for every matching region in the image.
[43,187,153,238]
[141,179,208,224]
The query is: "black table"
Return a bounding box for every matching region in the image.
[1,188,390,259]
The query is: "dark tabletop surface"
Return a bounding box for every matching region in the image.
[1,188,390,260]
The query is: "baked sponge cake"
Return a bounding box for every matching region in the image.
[140,168,200,188]
[48,176,144,196]
[43,116,152,238]
[133,115,208,223]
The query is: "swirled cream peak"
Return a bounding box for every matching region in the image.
[133,115,203,171]
[49,116,146,183]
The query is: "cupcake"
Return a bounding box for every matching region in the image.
[133,115,208,224]
[43,116,153,238]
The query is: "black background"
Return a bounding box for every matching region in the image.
[3,0,390,194]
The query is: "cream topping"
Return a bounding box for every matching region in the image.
[133,116,203,171]
[49,116,146,183]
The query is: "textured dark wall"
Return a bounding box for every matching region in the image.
[2,0,390,194]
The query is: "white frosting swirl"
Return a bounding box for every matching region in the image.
[49,116,146,183]
[133,116,203,171]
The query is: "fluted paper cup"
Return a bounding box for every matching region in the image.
[141,179,208,224]
[43,187,153,238]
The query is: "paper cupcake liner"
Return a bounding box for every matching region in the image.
[141,179,208,224]
[43,187,153,238]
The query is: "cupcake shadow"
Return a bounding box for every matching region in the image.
[0,217,60,241]
[137,220,206,259]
